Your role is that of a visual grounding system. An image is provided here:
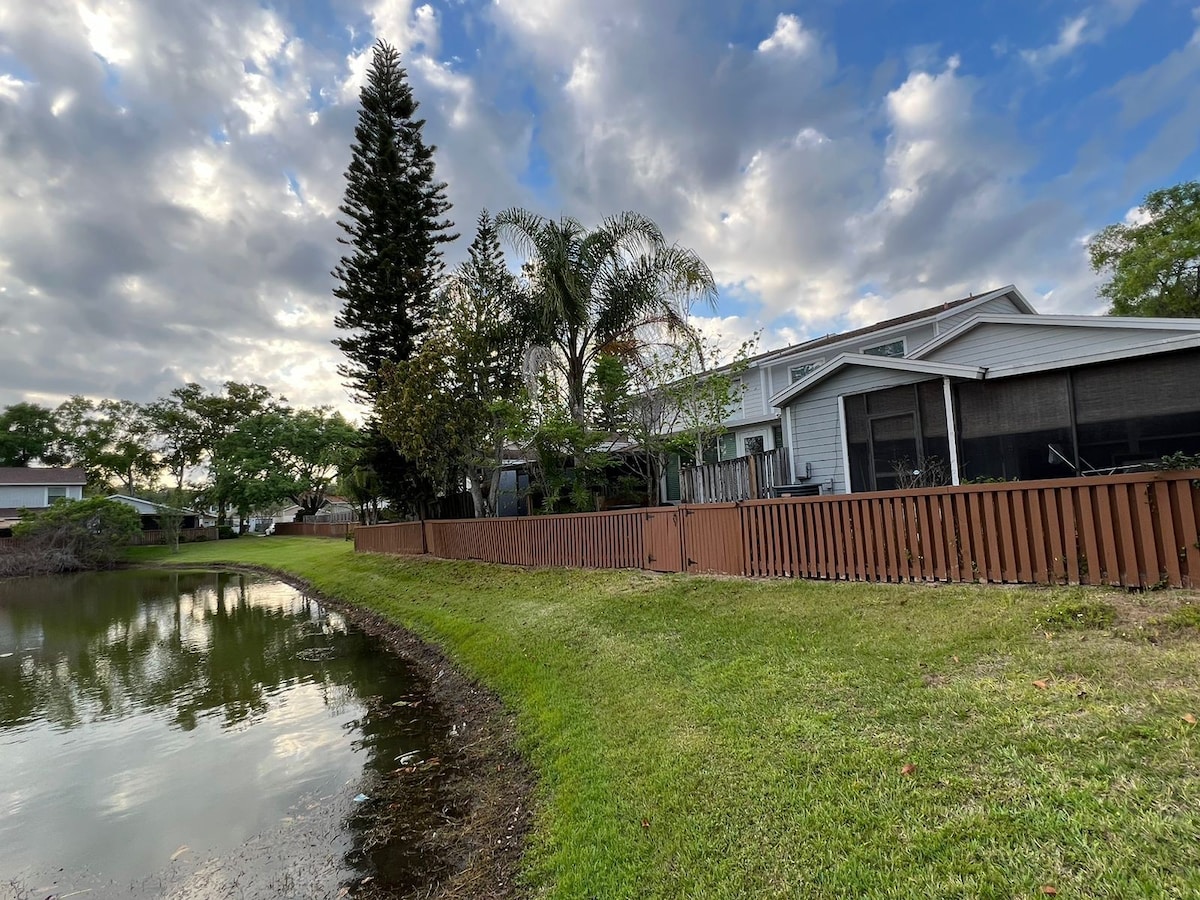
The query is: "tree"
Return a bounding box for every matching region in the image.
[0,402,60,466]
[211,406,359,529]
[10,497,141,573]
[143,384,207,491]
[495,209,716,429]
[1089,181,1200,317]
[376,211,532,517]
[332,39,457,401]
[51,397,158,493]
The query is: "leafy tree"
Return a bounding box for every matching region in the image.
[332,39,456,401]
[51,397,158,493]
[212,407,358,529]
[11,497,141,573]
[1090,181,1200,317]
[143,384,207,491]
[495,209,716,430]
[601,333,755,504]
[187,382,279,524]
[377,212,532,517]
[0,402,60,466]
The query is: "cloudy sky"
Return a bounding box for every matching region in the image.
[1,0,1198,419]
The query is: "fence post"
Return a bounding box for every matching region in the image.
[748,454,760,499]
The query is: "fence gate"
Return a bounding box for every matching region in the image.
[643,508,683,572]
[681,504,745,575]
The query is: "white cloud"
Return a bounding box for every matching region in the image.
[757,14,814,58]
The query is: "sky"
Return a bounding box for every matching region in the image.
[1,0,1198,420]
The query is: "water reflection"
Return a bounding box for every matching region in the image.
[0,570,447,898]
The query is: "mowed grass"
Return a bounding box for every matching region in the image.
[129,538,1200,899]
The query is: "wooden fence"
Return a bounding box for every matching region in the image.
[274,521,355,538]
[348,470,1200,589]
[128,526,220,546]
[681,447,792,504]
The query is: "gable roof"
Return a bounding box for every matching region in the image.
[107,494,206,516]
[737,285,1034,372]
[770,354,986,407]
[910,313,1200,360]
[0,467,86,485]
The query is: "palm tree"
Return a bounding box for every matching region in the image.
[495,209,717,428]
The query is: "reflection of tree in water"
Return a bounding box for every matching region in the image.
[0,571,397,732]
[0,569,453,895]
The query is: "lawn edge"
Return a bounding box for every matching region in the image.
[145,559,535,900]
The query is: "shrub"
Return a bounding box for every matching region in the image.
[217,525,240,540]
[4,498,142,575]
[1035,599,1118,631]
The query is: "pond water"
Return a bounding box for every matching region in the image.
[0,569,449,899]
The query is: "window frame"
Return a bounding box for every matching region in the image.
[861,338,907,358]
[789,358,825,383]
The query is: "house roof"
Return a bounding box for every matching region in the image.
[0,467,86,485]
[771,354,986,408]
[734,285,1033,372]
[910,313,1200,360]
[107,494,205,517]
[773,313,1200,408]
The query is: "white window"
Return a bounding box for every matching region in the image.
[789,359,824,383]
[47,486,68,503]
[863,338,905,358]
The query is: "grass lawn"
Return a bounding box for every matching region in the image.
[128,538,1200,899]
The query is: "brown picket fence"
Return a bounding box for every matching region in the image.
[274,521,355,538]
[349,470,1200,589]
[128,526,220,545]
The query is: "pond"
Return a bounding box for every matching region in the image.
[0,569,451,899]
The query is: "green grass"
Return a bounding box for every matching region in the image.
[128,539,1200,899]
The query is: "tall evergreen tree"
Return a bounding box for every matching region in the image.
[332,39,457,400]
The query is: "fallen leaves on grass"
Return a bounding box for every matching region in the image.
[641,818,651,831]
[1033,679,1049,690]
[1184,713,1197,725]
[1039,886,1058,896]
[900,763,917,776]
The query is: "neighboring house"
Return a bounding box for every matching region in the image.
[660,285,1037,500]
[0,467,86,529]
[106,495,216,530]
[274,496,356,526]
[772,313,1200,494]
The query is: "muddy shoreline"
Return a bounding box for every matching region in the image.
[155,562,533,900]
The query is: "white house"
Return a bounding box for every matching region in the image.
[662,286,1038,500]
[710,286,1036,460]
[771,312,1200,494]
[0,468,86,527]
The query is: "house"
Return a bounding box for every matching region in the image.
[771,310,1200,494]
[661,286,1037,500]
[106,494,216,530]
[0,467,86,529]
[711,286,1036,459]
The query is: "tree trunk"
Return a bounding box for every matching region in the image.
[468,476,486,519]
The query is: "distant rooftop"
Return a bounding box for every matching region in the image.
[0,467,87,485]
[743,288,1017,369]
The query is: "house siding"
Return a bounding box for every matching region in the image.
[0,484,82,508]
[787,368,944,494]
[931,294,1025,336]
[926,323,1191,369]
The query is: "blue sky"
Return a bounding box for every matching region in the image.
[0,0,1197,415]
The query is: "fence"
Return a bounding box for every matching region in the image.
[274,521,355,538]
[681,447,792,504]
[128,526,220,546]
[348,470,1200,589]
